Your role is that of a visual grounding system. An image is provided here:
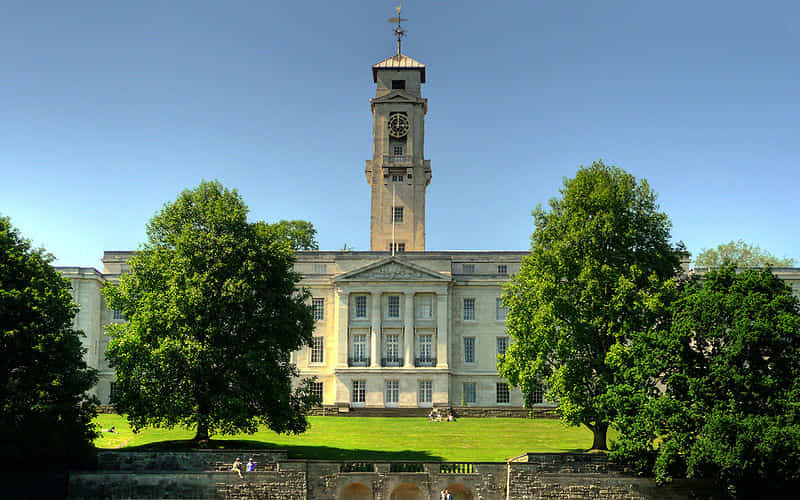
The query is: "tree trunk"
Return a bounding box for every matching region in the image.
[590,422,609,451]
[194,415,209,443]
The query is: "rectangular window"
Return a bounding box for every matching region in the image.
[112,309,125,321]
[497,264,508,274]
[497,382,510,404]
[351,334,368,366]
[384,334,400,365]
[392,145,404,156]
[387,295,400,318]
[497,336,509,356]
[392,174,404,182]
[462,263,475,273]
[388,242,406,253]
[418,380,432,405]
[311,382,323,404]
[392,206,404,223]
[464,337,475,363]
[496,298,508,321]
[385,380,399,405]
[463,382,476,404]
[529,384,544,405]
[310,336,324,363]
[391,79,406,89]
[416,295,432,319]
[354,295,367,319]
[352,380,366,404]
[314,263,327,274]
[109,382,117,401]
[417,334,433,366]
[312,298,325,321]
[463,298,475,321]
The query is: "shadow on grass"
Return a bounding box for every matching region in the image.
[122,439,442,461]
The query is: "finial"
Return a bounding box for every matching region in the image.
[388,5,408,56]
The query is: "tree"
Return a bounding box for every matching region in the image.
[695,239,794,267]
[612,266,800,493]
[499,161,682,450]
[0,216,98,470]
[103,181,318,442]
[267,219,319,251]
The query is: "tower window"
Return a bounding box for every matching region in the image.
[391,79,406,89]
[392,145,404,156]
[392,206,404,223]
[388,242,405,253]
[392,175,403,182]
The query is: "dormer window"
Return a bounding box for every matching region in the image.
[392,79,406,90]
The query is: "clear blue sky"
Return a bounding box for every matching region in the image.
[2,1,798,268]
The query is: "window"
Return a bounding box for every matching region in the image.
[417,334,433,366]
[384,334,400,365]
[418,380,432,405]
[497,336,509,356]
[109,382,117,401]
[354,295,367,319]
[416,295,432,319]
[392,206,404,223]
[352,380,366,404]
[496,298,508,321]
[392,174,404,182]
[387,295,400,318]
[497,264,508,274]
[463,298,475,321]
[497,382,510,404]
[314,263,327,274]
[391,79,406,89]
[310,336,324,363]
[462,263,475,273]
[112,309,125,321]
[312,298,325,321]
[392,145,404,156]
[388,242,406,253]
[385,380,399,406]
[463,382,476,404]
[351,334,368,366]
[311,382,323,404]
[529,384,544,405]
[464,337,475,363]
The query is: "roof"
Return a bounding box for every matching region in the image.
[372,53,426,83]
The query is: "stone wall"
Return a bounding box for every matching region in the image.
[68,451,721,499]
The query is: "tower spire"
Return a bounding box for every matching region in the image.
[389,5,408,55]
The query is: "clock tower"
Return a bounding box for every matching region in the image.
[366,16,431,252]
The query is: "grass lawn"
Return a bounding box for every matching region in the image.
[94,415,614,462]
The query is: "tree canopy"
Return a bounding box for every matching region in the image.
[0,216,98,470]
[267,219,319,251]
[499,161,683,450]
[103,181,318,441]
[695,239,794,267]
[612,266,800,493]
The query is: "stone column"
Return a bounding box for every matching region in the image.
[404,292,414,367]
[370,292,381,367]
[436,291,448,368]
[336,288,348,367]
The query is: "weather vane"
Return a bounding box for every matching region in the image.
[388,4,408,55]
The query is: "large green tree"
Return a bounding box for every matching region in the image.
[499,161,682,450]
[612,266,800,493]
[0,216,98,470]
[695,239,794,267]
[103,181,317,442]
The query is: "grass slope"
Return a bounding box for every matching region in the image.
[94,415,608,461]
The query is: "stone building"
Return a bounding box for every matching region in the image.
[56,45,800,412]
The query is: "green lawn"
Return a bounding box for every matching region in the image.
[94,415,613,462]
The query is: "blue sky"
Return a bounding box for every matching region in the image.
[1,1,798,268]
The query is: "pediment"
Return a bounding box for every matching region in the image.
[335,257,449,282]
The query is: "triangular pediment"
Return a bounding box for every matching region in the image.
[371,91,426,105]
[335,257,449,282]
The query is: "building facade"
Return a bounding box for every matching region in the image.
[56,49,800,410]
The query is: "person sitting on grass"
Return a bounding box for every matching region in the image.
[102,425,118,433]
[446,412,456,422]
[428,409,439,421]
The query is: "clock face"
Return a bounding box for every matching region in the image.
[388,113,409,138]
